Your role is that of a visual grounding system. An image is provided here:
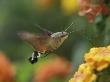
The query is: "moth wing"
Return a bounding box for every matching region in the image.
[17,31,49,51]
[35,24,53,36]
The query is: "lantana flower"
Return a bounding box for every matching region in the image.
[34,56,72,82]
[85,45,110,71]
[0,52,15,82]
[69,63,96,82]
[78,0,109,22]
[61,0,79,15]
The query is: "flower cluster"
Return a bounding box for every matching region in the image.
[78,0,109,22]
[69,63,96,82]
[69,45,110,82]
[85,45,110,71]
[33,0,109,22]
[61,0,79,15]
[34,56,72,82]
[61,0,109,21]
[0,52,15,82]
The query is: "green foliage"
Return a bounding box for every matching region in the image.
[16,62,34,82]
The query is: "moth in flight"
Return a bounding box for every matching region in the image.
[18,23,74,64]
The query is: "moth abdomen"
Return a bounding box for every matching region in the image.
[28,56,38,64]
[28,51,38,64]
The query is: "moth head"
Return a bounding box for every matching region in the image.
[51,31,69,39]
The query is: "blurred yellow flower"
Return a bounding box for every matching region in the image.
[85,45,110,71]
[69,63,96,82]
[61,0,79,15]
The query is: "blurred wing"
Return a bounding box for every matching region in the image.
[35,24,53,36]
[17,31,49,51]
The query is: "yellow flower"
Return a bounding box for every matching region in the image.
[69,63,96,82]
[85,45,110,71]
[61,0,79,15]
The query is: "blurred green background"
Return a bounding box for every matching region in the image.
[0,0,110,82]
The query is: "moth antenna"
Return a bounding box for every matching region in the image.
[69,24,84,34]
[69,27,83,34]
[68,16,85,34]
[64,21,74,31]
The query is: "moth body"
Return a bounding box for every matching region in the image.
[18,29,69,64]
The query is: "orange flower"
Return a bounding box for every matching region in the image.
[69,63,96,82]
[78,0,108,22]
[0,52,15,82]
[34,0,54,10]
[34,56,72,82]
[85,45,110,71]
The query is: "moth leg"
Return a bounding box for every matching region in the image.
[43,53,49,57]
[37,52,41,58]
[37,50,47,58]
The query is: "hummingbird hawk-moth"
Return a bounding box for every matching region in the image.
[18,23,73,64]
